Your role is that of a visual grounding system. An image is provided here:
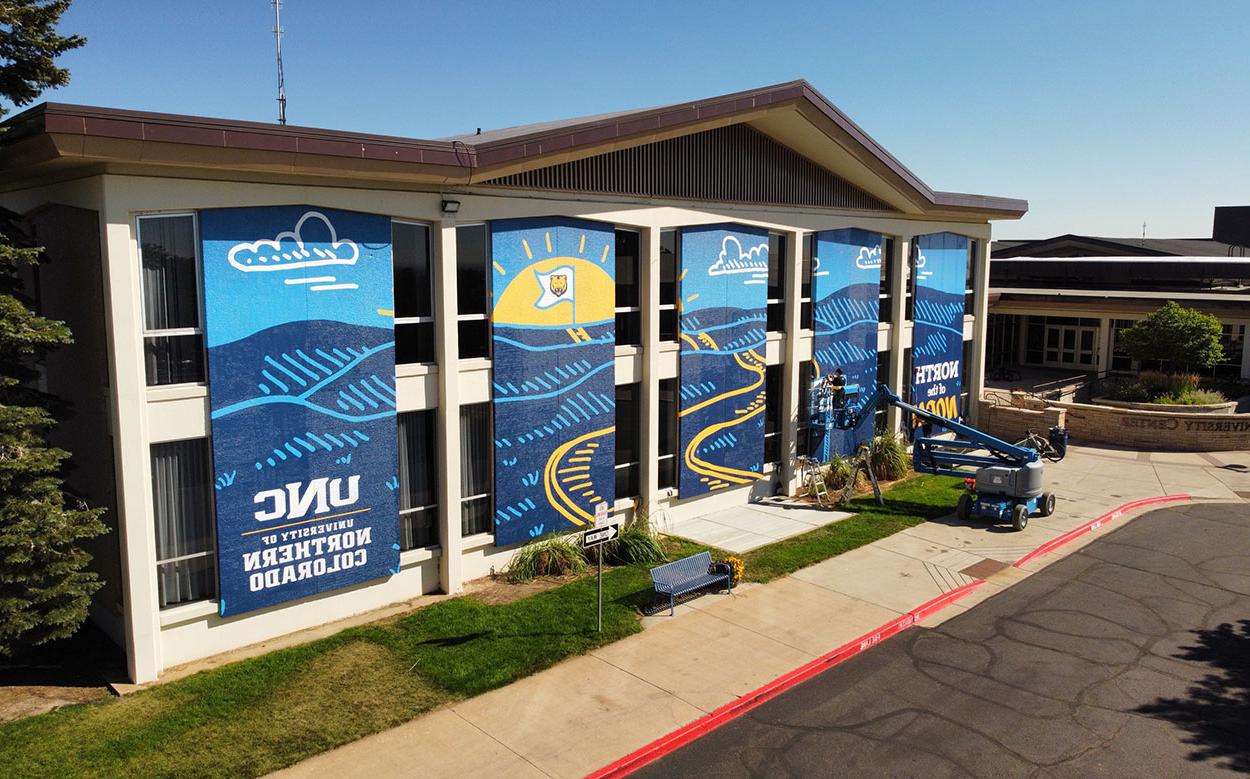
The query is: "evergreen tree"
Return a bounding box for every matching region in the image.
[0,0,105,657]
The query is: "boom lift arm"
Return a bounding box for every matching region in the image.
[834,382,1038,479]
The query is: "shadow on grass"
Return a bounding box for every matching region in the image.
[1136,620,1250,773]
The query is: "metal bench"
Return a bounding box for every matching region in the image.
[649,551,732,615]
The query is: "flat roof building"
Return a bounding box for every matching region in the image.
[0,81,1025,683]
[988,215,1250,382]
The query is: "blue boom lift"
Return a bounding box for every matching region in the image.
[829,382,1068,531]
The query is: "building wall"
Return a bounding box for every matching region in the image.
[4,173,994,682]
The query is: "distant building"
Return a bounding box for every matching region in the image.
[987,209,1250,379]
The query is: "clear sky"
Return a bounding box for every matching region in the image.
[14,0,1250,239]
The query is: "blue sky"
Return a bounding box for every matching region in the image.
[15,0,1249,239]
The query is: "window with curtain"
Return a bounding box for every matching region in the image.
[460,403,493,536]
[767,232,787,332]
[658,378,678,488]
[398,410,439,549]
[615,230,641,346]
[151,438,216,608]
[764,364,782,464]
[614,383,640,499]
[393,221,436,365]
[659,229,678,342]
[457,224,491,359]
[139,214,204,386]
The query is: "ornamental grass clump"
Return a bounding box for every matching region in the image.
[601,524,665,566]
[868,433,910,481]
[505,533,588,582]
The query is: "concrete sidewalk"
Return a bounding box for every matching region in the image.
[272,445,1250,779]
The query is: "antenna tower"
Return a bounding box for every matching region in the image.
[273,0,287,125]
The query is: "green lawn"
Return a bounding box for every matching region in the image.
[0,474,958,778]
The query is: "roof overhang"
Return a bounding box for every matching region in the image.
[1,80,1027,220]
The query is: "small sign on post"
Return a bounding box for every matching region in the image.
[583,510,619,633]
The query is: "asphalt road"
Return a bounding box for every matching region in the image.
[637,502,1250,778]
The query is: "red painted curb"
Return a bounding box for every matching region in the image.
[1012,493,1190,568]
[585,579,986,779]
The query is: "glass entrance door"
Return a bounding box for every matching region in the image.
[1043,324,1097,368]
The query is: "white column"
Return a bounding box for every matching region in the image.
[638,227,661,525]
[99,205,162,683]
[434,221,463,595]
[1096,316,1112,374]
[779,230,804,493]
[967,237,991,426]
[886,236,910,434]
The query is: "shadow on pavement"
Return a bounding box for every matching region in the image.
[1136,619,1250,773]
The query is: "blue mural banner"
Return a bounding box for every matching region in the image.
[911,231,969,427]
[490,217,616,545]
[677,224,768,498]
[200,206,399,617]
[808,229,882,461]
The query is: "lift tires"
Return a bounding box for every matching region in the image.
[1039,492,1056,517]
[957,493,973,521]
[1011,503,1030,531]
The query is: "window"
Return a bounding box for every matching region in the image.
[151,438,215,608]
[398,410,438,550]
[615,230,641,346]
[1216,323,1245,378]
[1110,319,1135,372]
[800,234,814,329]
[767,232,787,332]
[658,378,678,488]
[875,349,890,432]
[659,229,679,342]
[905,241,917,322]
[615,383,640,499]
[460,403,493,536]
[139,214,204,386]
[764,365,782,464]
[964,239,978,314]
[879,237,896,324]
[393,221,436,365]
[796,361,813,456]
[457,224,491,359]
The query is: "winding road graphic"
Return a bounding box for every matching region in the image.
[680,331,767,491]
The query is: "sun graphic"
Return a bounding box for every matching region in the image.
[492,229,615,327]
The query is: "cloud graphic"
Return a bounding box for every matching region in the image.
[707,235,769,276]
[855,246,882,270]
[227,211,359,273]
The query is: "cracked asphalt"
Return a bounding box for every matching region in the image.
[635,502,1250,778]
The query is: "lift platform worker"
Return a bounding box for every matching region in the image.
[827,368,847,411]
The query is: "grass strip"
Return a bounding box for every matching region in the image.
[0,474,958,778]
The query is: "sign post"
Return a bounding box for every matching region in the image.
[583,502,616,632]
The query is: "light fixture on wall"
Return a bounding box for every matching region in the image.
[441,199,461,214]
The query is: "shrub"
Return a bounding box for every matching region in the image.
[601,524,665,566]
[1138,370,1199,399]
[1119,302,1224,372]
[1154,389,1228,406]
[868,433,910,481]
[506,534,588,582]
[819,456,856,492]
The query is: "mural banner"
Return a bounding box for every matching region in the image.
[677,224,769,498]
[911,232,969,428]
[808,229,883,461]
[200,206,399,617]
[490,217,616,545]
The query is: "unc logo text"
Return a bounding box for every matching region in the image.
[253,476,361,522]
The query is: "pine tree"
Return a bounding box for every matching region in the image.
[0,1,104,657]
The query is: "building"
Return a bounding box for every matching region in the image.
[0,81,1025,682]
[988,212,1250,380]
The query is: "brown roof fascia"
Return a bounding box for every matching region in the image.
[3,82,1027,218]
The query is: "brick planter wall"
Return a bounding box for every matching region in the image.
[979,396,1250,452]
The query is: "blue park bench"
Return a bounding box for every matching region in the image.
[649,551,733,615]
